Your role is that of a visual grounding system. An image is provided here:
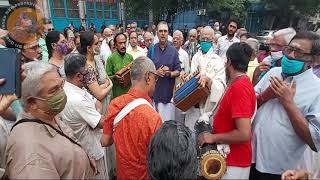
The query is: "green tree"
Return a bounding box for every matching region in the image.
[206,0,252,24]
[261,0,320,28]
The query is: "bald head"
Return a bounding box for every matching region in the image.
[173,30,184,49]
[188,29,197,43]
[103,28,113,39]
[144,32,154,48]
[200,26,215,42]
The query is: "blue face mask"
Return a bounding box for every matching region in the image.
[281,55,305,76]
[200,41,212,54]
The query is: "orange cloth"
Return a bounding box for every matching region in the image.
[103,88,162,180]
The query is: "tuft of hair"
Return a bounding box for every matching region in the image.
[226,42,254,72]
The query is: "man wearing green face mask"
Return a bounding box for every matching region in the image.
[5,61,95,179]
[251,32,320,180]
[184,26,226,131]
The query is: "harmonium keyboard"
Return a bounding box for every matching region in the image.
[173,70,210,112]
[115,61,133,88]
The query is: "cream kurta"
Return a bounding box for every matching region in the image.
[191,47,226,122]
[5,113,93,179]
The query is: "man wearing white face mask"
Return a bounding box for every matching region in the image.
[253,28,296,84]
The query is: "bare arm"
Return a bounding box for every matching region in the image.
[87,79,112,101]
[100,134,113,147]
[199,118,251,146]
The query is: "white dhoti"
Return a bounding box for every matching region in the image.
[221,166,251,180]
[155,103,175,121]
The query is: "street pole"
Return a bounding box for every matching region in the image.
[148,0,153,25]
[120,0,125,28]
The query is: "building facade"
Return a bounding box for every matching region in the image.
[0,0,120,32]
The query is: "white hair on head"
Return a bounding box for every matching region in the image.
[130,56,156,84]
[173,30,184,40]
[200,26,215,39]
[21,61,57,109]
[245,38,260,55]
[157,21,168,30]
[273,28,296,45]
[316,28,320,35]
[143,31,154,40]
[188,29,197,35]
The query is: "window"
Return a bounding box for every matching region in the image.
[103,1,111,19]
[87,1,95,18]
[66,0,79,18]
[111,2,118,19]
[52,0,65,17]
[96,1,103,19]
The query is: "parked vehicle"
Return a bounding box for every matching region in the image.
[256,30,274,44]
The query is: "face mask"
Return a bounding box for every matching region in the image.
[35,89,67,115]
[271,51,283,60]
[281,55,305,76]
[56,43,69,55]
[200,41,212,54]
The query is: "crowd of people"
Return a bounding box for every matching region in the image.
[0,17,320,180]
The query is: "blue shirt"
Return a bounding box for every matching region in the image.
[148,42,181,103]
[253,67,320,175]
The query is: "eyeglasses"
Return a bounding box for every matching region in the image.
[48,28,54,32]
[269,43,284,50]
[148,71,159,81]
[283,46,313,60]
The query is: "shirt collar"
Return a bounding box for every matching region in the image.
[64,81,86,96]
[224,35,237,42]
[284,69,315,82]
[157,42,168,51]
[127,87,153,104]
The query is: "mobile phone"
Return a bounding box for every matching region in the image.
[0,48,21,98]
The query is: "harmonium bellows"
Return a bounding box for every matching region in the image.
[173,70,209,112]
[115,61,133,88]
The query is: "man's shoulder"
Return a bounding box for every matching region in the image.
[218,35,227,42]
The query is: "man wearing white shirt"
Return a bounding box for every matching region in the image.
[127,31,146,60]
[100,28,113,63]
[185,26,226,131]
[215,19,240,61]
[173,30,190,74]
[60,54,108,179]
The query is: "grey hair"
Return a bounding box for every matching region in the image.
[273,28,296,45]
[316,29,320,35]
[188,29,197,36]
[200,26,215,39]
[130,56,156,84]
[144,31,154,40]
[157,21,168,30]
[21,61,58,108]
[245,38,260,55]
[173,30,184,40]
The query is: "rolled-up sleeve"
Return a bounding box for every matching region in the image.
[306,96,320,151]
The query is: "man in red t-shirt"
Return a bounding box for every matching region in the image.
[199,42,257,179]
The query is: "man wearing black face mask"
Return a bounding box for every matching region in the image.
[106,33,134,99]
[250,32,320,180]
[60,54,109,179]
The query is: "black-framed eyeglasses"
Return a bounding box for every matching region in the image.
[48,28,55,32]
[148,71,159,81]
[283,46,313,60]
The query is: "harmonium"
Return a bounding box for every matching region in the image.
[115,61,133,88]
[173,70,210,112]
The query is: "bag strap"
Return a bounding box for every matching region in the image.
[113,98,154,129]
[11,119,81,147]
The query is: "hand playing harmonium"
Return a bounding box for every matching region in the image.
[173,70,210,112]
